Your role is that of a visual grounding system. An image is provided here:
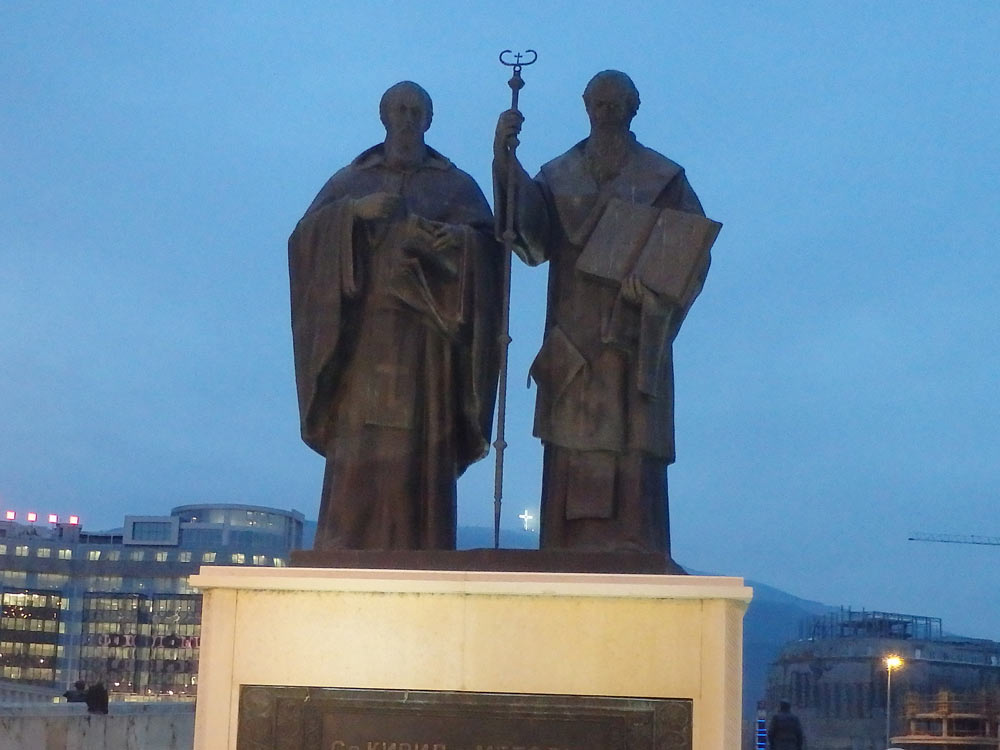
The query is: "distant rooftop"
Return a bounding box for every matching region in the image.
[802,607,943,641]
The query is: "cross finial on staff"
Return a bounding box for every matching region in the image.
[499,49,538,74]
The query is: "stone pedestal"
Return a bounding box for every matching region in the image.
[190,567,751,750]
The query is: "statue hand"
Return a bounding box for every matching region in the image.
[354,192,402,221]
[430,222,463,253]
[494,109,524,162]
[621,273,648,306]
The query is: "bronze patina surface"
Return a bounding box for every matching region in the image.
[237,686,691,750]
[493,71,720,558]
[289,82,501,552]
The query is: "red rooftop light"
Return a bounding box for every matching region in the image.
[26,512,37,523]
[4,511,14,521]
[48,514,58,524]
[68,515,80,525]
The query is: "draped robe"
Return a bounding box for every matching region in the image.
[507,135,708,554]
[289,145,500,550]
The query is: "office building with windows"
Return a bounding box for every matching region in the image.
[0,503,303,699]
[765,608,1000,750]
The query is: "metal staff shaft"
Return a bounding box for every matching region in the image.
[493,49,536,549]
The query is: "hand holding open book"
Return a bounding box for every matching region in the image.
[576,197,721,305]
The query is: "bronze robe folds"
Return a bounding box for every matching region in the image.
[511,136,708,554]
[289,145,500,550]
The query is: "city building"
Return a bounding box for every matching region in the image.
[764,608,1000,750]
[0,503,303,700]
[893,690,1000,749]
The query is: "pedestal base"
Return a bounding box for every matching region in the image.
[190,567,751,750]
[291,548,686,574]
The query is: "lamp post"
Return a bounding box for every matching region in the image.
[885,654,903,748]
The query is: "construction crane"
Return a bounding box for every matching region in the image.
[908,533,1000,546]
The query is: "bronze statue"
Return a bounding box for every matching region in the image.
[290,81,501,550]
[494,70,719,556]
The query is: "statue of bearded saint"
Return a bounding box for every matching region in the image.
[494,70,717,563]
[290,81,501,551]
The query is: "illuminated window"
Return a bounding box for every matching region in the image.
[230,553,245,565]
[36,548,51,558]
[155,551,168,562]
[0,544,6,555]
[129,550,144,562]
[88,550,101,561]
[273,558,286,567]
[106,550,120,561]
[15,546,28,557]
[252,555,268,566]
[201,552,216,563]
[58,549,71,560]
[177,552,192,563]
[37,573,69,587]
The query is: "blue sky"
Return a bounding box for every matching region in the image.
[2,3,998,638]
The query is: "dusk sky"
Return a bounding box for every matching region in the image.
[2,3,998,638]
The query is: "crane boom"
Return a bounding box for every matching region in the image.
[908,532,1000,546]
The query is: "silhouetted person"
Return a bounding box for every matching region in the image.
[63,680,87,702]
[85,681,109,714]
[767,700,804,750]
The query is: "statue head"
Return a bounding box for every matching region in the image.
[379,81,433,137]
[583,70,640,130]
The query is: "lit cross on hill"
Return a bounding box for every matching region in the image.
[518,509,534,531]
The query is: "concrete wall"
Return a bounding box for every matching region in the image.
[0,679,62,704]
[0,702,194,750]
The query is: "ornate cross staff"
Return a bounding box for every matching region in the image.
[493,48,537,549]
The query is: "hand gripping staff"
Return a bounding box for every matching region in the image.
[493,49,537,549]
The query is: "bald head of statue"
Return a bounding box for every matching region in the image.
[583,70,641,131]
[379,81,434,136]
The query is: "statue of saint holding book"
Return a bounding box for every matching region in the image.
[494,70,721,559]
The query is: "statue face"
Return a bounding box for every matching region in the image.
[382,86,431,138]
[584,78,634,130]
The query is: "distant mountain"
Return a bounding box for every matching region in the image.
[298,522,538,550]
[458,525,538,550]
[297,521,829,716]
[740,578,834,716]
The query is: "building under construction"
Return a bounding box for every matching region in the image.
[893,690,1000,749]
[765,608,1000,750]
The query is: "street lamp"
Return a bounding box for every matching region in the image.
[885,654,904,748]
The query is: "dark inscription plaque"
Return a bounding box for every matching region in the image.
[237,686,691,750]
